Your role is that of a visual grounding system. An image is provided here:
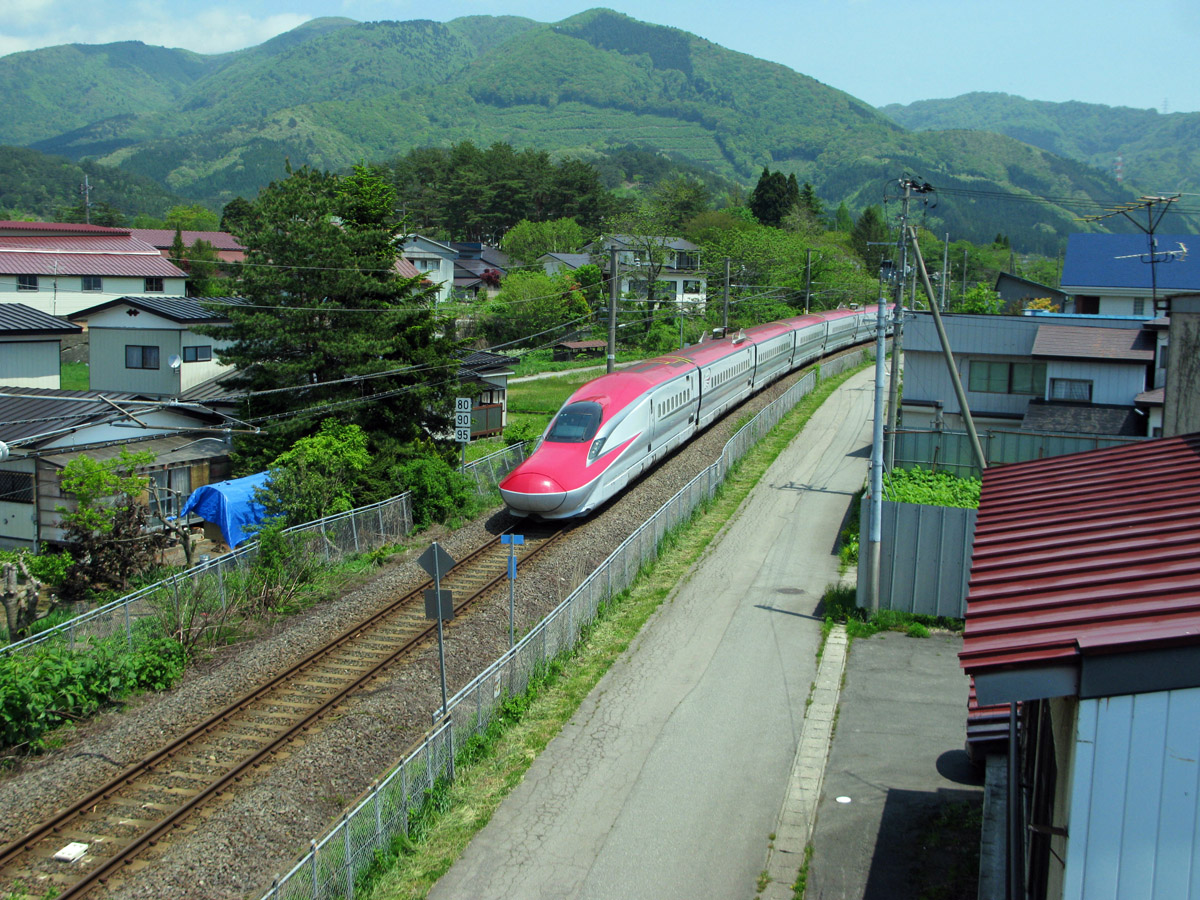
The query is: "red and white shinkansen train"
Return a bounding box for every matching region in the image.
[499,304,892,520]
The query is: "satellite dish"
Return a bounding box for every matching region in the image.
[168,355,182,370]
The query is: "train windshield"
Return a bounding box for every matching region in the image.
[545,401,603,443]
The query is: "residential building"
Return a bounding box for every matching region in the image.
[128,229,247,265]
[0,388,232,550]
[0,221,188,316]
[457,351,515,437]
[69,296,242,398]
[994,272,1068,312]
[960,433,1200,900]
[450,242,510,300]
[0,304,81,388]
[900,312,1158,436]
[1059,232,1197,316]
[584,235,706,304]
[401,235,457,303]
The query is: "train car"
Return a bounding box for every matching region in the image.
[499,304,890,519]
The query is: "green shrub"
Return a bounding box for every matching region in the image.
[883,468,981,508]
[391,456,477,528]
[503,419,540,446]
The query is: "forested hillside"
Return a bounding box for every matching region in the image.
[0,10,1173,250]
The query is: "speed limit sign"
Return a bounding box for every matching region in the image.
[455,397,472,413]
[455,427,471,443]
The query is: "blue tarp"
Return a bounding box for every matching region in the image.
[178,471,269,548]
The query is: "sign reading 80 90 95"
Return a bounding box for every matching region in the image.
[454,397,472,443]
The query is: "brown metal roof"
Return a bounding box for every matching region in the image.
[1031,323,1155,362]
[0,303,82,335]
[556,340,608,350]
[0,234,187,278]
[127,229,245,252]
[960,434,1200,702]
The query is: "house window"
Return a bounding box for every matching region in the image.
[1050,378,1093,402]
[82,275,103,292]
[1158,344,1169,369]
[1075,296,1099,315]
[675,251,699,269]
[683,280,703,294]
[126,345,160,369]
[17,274,38,291]
[144,276,164,292]
[1133,298,1145,316]
[968,361,1046,395]
[182,345,212,362]
[149,468,192,518]
[0,470,34,504]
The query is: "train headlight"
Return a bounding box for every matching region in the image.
[587,437,607,462]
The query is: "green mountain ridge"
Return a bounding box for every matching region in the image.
[1,11,1177,251]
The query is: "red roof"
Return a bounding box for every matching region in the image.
[960,433,1200,702]
[0,221,130,236]
[128,229,245,252]
[0,233,186,278]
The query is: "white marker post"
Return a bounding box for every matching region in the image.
[454,397,472,469]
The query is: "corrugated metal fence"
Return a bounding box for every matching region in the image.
[1,444,529,656]
[855,499,976,618]
[892,428,1142,479]
[260,350,871,900]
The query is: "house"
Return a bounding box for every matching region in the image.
[451,242,510,300]
[0,388,233,551]
[128,229,246,265]
[401,235,457,304]
[0,304,82,388]
[994,272,1068,312]
[959,433,1200,899]
[69,296,243,398]
[584,235,706,304]
[900,312,1159,436]
[457,351,515,437]
[1059,232,1198,316]
[0,221,188,316]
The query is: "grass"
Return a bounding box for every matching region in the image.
[60,361,89,391]
[791,843,814,899]
[910,800,983,899]
[360,362,871,900]
[819,583,963,643]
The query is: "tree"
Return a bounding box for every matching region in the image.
[833,202,853,233]
[652,175,711,231]
[165,204,220,232]
[850,205,893,274]
[220,197,254,233]
[198,164,463,469]
[749,167,791,228]
[258,421,371,527]
[476,270,592,347]
[57,449,166,600]
[501,218,587,265]
[953,282,1004,315]
[56,200,127,227]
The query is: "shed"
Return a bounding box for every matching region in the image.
[960,433,1200,899]
[553,340,607,361]
[0,303,82,388]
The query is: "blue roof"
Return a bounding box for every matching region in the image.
[1061,233,1199,292]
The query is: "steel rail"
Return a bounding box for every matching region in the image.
[0,527,564,898]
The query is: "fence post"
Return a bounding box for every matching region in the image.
[351,512,360,553]
[343,811,355,900]
[310,840,318,895]
[124,600,132,649]
[378,506,385,542]
[321,520,331,563]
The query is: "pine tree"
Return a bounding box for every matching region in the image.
[749,167,791,228]
[850,205,893,273]
[199,165,462,469]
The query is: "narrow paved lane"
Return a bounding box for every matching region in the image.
[428,367,879,900]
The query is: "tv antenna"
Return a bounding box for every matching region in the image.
[1082,194,1181,310]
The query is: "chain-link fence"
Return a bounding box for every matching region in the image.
[262,349,872,900]
[2,443,534,658]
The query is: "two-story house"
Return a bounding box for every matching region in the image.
[901,312,1158,437]
[401,235,457,304]
[0,304,81,388]
[69,296,242,398]
[451,242,510,300]
[0,221,188,317]
[584,235,706,304]
[1060,232,1198,316]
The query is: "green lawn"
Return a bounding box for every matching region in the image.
[60,361,89,391]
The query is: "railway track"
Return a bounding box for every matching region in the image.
[0,526,564,899]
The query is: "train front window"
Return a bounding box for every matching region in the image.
[546,401,603,443]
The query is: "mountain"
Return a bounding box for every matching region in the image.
[881,92,1200,199]
[0,11,1164,251]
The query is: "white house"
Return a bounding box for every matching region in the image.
[401,235,457,304]
[584,235,706,304]
[0,221,188,317]
[0,303,81,388]
[961,434,1200,900]
[69,296,241,398]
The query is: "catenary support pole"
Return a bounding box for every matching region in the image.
[867,297,887,610]
[607,247,619,374]
[723,256,730,333]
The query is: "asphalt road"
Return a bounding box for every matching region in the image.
[428,367,879,900]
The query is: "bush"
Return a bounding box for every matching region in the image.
[503,420,540,446]
[883,468,981,508]
[391,456,477,528]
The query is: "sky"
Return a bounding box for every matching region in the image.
[3,0,1198,114]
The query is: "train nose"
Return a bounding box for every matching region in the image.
[499,471,568,514]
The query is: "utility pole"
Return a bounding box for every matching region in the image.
[804,248,813,314]
[723,257,730,333]
[867,290,887,610]
[885,179,911,470]
[607,247,619,374]
[940,233,949,311]
[1082,194,1181,311]
[80,175,92,225]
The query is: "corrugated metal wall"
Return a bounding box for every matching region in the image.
[855,498,976,617]
[892,429,1142,479]
[1063,687,1200,899]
